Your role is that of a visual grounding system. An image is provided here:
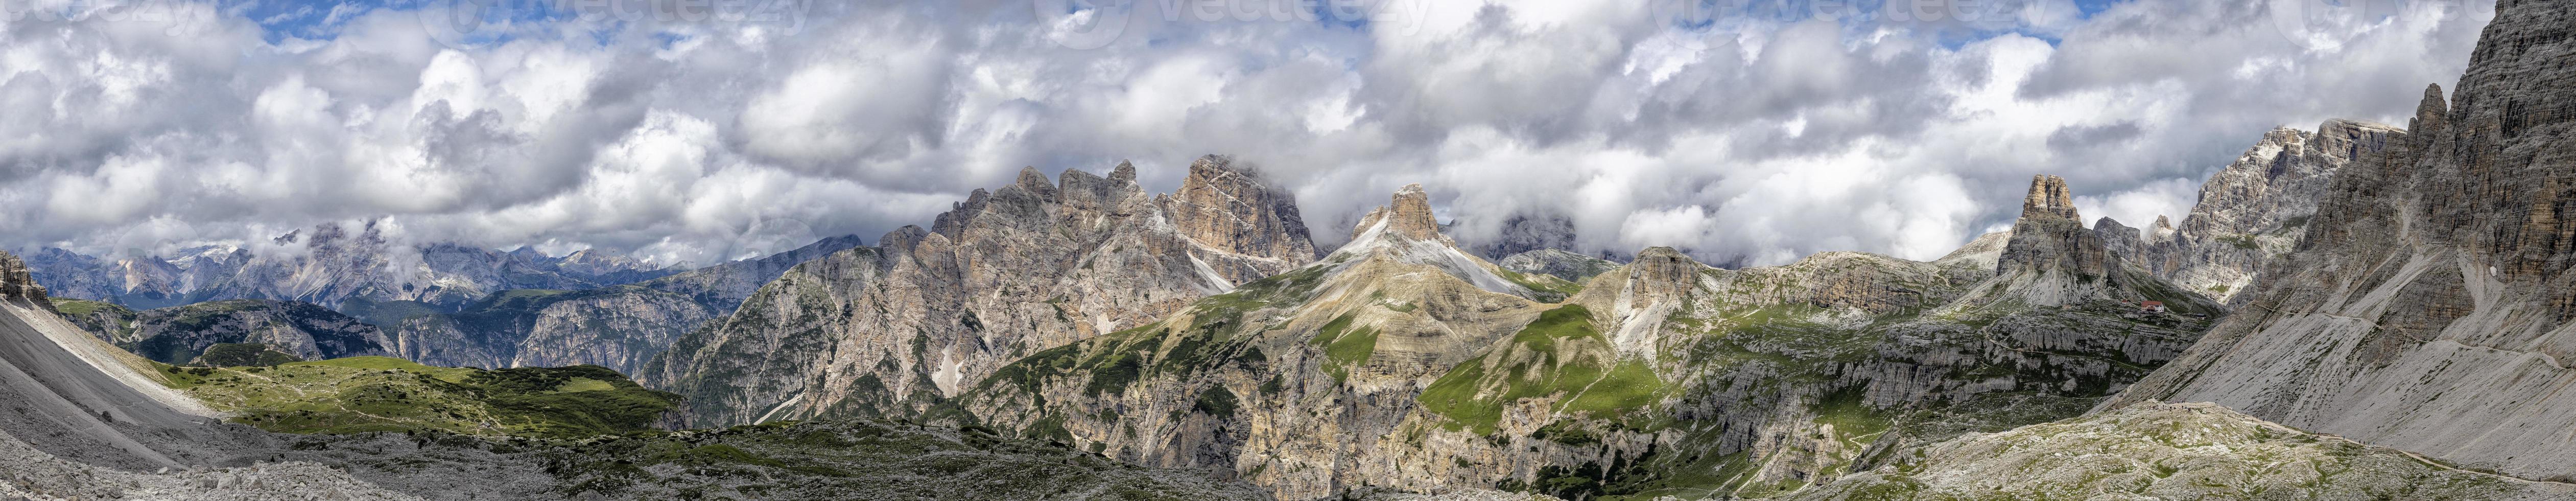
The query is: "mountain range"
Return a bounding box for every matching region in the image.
[1,3,2572,499]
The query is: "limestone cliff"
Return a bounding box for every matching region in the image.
[2110,0,2576,480]
[946,178,2221,499]
[2117,120,2405,304]
[1,251,49,303]
[645,156,1321,428]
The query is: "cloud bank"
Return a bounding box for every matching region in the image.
[0,0,2497,267]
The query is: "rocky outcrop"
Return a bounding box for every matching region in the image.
[645,156,1320,428]
[1989,176,2212,311]
[0,250,48,303]
[2110,0,2576,480]
[1374,184,1448,243]
[1999,175,2115,281]
[120,300,390,365]
[1497,248,1620,284]
[1790,402,2576,500]
[2116,120,2405,303]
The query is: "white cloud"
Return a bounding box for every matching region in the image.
[0,0,2503,268]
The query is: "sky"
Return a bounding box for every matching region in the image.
[0,0,2498,268]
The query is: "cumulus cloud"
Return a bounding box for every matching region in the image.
[0,0,2500,268]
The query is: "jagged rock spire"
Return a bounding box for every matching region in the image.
[1352,184,1448,244]
[2020,175,2081,220]
[1997,174,2130,304]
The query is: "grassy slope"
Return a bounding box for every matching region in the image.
[162,356,678,438]
[1416,304,1664,435]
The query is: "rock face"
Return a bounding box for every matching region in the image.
[1497,248,1621,284]
[645,156,1320,428]
[1789,402,2576,500]
[2111,0,2576,481]
[2117,120,2405,303]
[945,179,2221,499]
[119,300,391,365]
[1167,156,1321,278]
[0,251,47,302]
[23,221,681,312]
[1999,176,2118,283]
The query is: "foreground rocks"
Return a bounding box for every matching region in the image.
[1788,402,2576,500]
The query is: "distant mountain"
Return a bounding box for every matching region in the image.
[1788,402,2576,500]
[115,299,391,365]
[22,221,684,312]
[632,234,869,314]
[372,286,719,377]
[647,156,1323,427]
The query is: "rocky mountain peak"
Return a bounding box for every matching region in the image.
[1167,155,1319,261]
[1995,175,2140,304]
[1015,166,1059,202]
[0,251,46,302]
[1622,246,1705,297]
[2409,84,2449,140]
[2094,217,2145,260]
[1108,160,1138,184]
[2018,175,2081,221]
[1360,183,1447,243]
[930,188,994,240]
